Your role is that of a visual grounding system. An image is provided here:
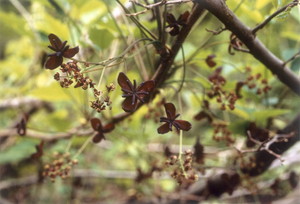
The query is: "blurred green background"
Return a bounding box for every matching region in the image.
[0,0,300,203]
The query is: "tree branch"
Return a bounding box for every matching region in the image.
[241,113,300,176]
[252,1,299,34]
[0,128,93,141]
[110,3,205,124]
[152,3,205,86]
[194,0,300,96]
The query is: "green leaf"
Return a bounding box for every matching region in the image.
[70,0,106,24]
[252,109,290,119]
[252,109,290,126]
[29,82,70,101]
[0,139,38,165]
[89,27,114,50]
[0,11,30,37]
[228,120,250,135]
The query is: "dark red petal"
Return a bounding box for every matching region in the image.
[177,11,190,25]
[194,111,207,121]
[174,120,192,131]
[164,103,176,119]
[48,34,63,50]
[118,72,132,91]
[92,133,105,143]
[91,118,102,131]
[137,80,155,92]
[16,119,26,136]
[63,46,79,58]
[169,26,180,36]
[166,13,176,24]
[45,55,63,69]
[157,123,170,134]
[31,141,44,159]
[103,123,115,133]
[122,96,137,112]
[205,54,217,68]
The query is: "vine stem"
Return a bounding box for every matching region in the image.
[65,137,73,153]
[73,136,92,159]
[70,38,153,67]
[98,66,106,89]
[177,96,187,178]
[179,130,187,178]
[178,130,183,160]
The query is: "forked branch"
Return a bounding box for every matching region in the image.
[194,0,300,96]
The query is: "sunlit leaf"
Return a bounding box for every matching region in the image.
[89,27,115,50]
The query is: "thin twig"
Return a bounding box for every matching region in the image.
[116,0,158,40]
[127,0,192,16]
[71,38,153,67]
[177,45,186,92]
[9,0,40,40]
[0,128,93,141]
[246,130,295,162]
[205,27,227,35]
[283,50,300,66]
[252,1,299,34]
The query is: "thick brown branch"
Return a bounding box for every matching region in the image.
[195,0,300,96]
[152,3,205,86]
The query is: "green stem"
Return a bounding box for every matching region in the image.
[177,98,187,178]
[116,0,158,40]
[73,136,92,159]
[177,45,186,92]
[98,65,106,89]
[70,38,153,67]
[104,0,127,44]
[65,137,73,153]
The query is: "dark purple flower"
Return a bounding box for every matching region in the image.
[45,34,79,69]
[91,118,114,143]
[118,72,155,112]
[157,103,191,134]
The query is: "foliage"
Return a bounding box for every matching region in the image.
[0,0,299,203]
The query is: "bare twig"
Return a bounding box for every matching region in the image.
[0,128,93,141]
[127,0,192,16]
[252,1,299,34]
[234,130,295,163]
[247,130,295,162]
[283,50,300,66]
[205,27,226,35]
[0,97,52,111]
[231,46,250,53]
